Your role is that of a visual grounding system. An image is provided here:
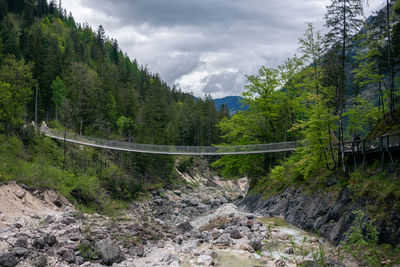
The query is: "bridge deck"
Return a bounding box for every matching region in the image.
[44,130,299,155]
[42,127,400,156]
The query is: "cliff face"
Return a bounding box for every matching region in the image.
[237,187,400,246]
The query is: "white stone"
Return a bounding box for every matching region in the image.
[196,255,213,266]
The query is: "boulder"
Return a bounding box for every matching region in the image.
[15,190,26,199]
[32,238,45,249]
[189,229,202,239]
[135,245,145,257]
[14,238,28,248]
[11,247,28,258]
[248,238,262,251]
[34,255,47,267]
[172,236,183,244]
[283,247,295,254]
[62,250,76,263]
[95,238,126,266]
[230,230,242,239]
[215,234,232,247]
[177,222,193,233]
[161,252,179,264]
[44,234,57,246]
[190,199,199,206]
[0,252,18,267]
[197,255,213,266]
[251,223,260,231]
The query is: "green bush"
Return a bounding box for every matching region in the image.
[177,156,194,173]
[0,134,139,216]
[342,210,383,266]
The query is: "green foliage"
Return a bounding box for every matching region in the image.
[0,55,35,132]
[116,115,135,138]
[50,75,66,120]
[342,210,382,266]
[77,242,99,261]
[0,133,137,216]
[177,156,194,173]
[344,95,380,138]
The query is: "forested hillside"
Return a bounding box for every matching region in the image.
[0,0,231,211]
[213,1,400,180]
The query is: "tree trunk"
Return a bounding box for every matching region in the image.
[339,0,347,173]
[35,85,38,125]
[387,0,394,121]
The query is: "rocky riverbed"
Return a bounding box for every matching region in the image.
[0,171,355,266]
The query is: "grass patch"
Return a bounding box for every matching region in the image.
[257,217,289,227]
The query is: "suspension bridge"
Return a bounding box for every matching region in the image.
[39,122,400,157]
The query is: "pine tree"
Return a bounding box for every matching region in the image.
[50,76,66,121]
[0,0,8,20]
[324,0,364,172]
[0,55,36,132]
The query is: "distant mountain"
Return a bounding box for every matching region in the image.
[214,96,249,115]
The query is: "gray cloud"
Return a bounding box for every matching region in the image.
[63,0,379,97]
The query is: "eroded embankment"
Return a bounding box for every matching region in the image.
[237,187,400,246]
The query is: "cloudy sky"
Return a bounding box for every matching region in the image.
[62,0,386,98]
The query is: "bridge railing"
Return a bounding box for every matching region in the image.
[341,131,400,154]
[45,128,300,155]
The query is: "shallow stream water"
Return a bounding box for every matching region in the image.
[189,204,334,267]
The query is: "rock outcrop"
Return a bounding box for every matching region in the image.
[237,187,400,246]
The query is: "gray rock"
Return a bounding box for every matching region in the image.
[44,215,55,224]
[230,230,242,239]
[177,222,193,233]
[60,217,75,225]
[69,232,80,241]
[248,238,262,251]
[251,223,260,231]
[210,230,221,240]
[247,220,254,227]
[236,226,250,234]
[181,240,199,254]
[135,245,145,257]
[44,234,57,246]
[190,199,199,206]
[95,238,126,265]
[197,255,213,266]
[34,255,47,267]
[12,247,28,258]
[76,256,85,265]
[201,231,212,242]
[157,241,165,248]
[0,252,18,267]
[14,238,28,248]
[214,199,222,206]
[161,252,179,263]
[172,236,183,244]
[283,247,295,254]
[189,229,202,239]
[15,190,25,199]
[154,198,164,206]
[32,237,45,249]
[220,197,228,204]
[198,203,210,211]
[62,250,76,263]
[215,234,232,247]
[205,250,218,259]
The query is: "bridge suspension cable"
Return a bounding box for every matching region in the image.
[41,126,299,156]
